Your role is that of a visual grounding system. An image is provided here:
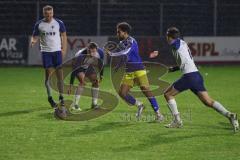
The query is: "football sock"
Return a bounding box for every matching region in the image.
[59,95,64,100]
[74,85,84,105]
[212,101,229,117]
[167,99,181,121]
[92,87,99,105]
[124,94,136,105]
[135,100,142,106]
[148,97,159,112]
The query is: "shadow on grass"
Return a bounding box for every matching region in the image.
[111,130,233,152]
[60,121,136,137]
[189,122,232,131]
[0,107,48,117]
[39,112,55,120]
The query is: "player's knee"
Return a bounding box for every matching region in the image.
[79,81,85,86]
[118,90,127,98]
[92,79,99,87]
[202,99,213,107]
[140,86,149,91]
[164,92,170,100]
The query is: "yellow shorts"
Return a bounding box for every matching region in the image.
[121,70,149,87]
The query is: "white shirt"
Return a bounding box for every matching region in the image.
[171,39,198,74]
[32,18,66,52]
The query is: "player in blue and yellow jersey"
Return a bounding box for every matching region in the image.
[106,22,164,121]
[30,5,67,110]
[67,42,104,111]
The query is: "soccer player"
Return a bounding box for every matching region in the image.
[30,5,67,109]
[67,42,104,111]
[150,27,239,132]
[105,22,164,121]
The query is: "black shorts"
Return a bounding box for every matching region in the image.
[74,66,97,77]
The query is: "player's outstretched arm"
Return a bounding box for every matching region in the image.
[103,41,132,57]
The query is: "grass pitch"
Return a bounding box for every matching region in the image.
[0,66,240,160]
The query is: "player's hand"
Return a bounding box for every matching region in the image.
[149,51,159,58]
[30,36,38,48]
[168,66,180,72]
[67,85,73,95]
[61,48,66,54]
[104,48,111,56]
[30,41,36,48]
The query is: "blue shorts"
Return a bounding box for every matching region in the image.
[173,72,206,94]
[41,51,62,69]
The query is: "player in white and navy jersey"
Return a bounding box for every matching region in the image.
[151,27,239,131]
[67,42,104,111]
[30,5,67,110]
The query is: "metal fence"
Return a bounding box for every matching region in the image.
[0,0,239,36]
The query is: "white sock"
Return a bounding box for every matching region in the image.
[135,100,142,107]
[74,95,80,105]
[168,99,181,121]
[212,101,229,117]
[92,87,99,105]
[74,85,84,105]
[155,110,163,116]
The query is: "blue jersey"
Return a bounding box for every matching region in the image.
[109,36,144,72]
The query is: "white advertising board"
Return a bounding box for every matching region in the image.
[184,37,240,63]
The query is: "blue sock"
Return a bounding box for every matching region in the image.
[124,94,136,105]
[148,97,159,112]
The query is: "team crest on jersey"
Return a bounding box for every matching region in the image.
[41,31,56,36]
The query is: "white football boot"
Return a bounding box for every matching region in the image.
[136,104,145,120]
[228,113,239,133]
[165,120,183,128]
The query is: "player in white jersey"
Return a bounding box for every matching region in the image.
[150,27,239,132]
[30,5,67,111]
[67,42,104,111]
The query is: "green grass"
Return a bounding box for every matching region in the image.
[0,66,240,160]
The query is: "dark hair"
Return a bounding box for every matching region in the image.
[117,22,132,34]
[43,5,53,12]
[87,42,98,49]
[166,27,180,39]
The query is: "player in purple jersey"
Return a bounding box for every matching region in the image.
[105,22,164,121]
